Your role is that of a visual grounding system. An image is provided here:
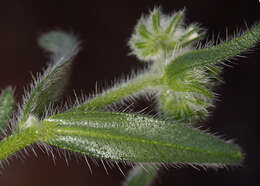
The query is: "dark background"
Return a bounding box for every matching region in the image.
[0,0,259,186]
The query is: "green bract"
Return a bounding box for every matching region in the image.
[0,6,258,186]
[20,31,80,126]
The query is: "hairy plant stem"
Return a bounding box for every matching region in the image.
[73,71,162,111]
[0,128,38,161]
[0,121,52,161]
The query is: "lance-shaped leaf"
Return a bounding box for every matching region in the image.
[42,111,242,165]
[165,10,184,35]
[20,31,80,124]
[165,23,260,81]
[152,9,160,32]
[0,88,14,131]
[124,164,157,186]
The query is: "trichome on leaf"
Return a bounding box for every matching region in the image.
[0,7,259,186]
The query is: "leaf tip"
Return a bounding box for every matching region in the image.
[38,30,81,60]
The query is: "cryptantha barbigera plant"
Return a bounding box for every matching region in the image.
[0,7,259,186]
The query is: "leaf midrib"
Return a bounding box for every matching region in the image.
[48,125,240,161]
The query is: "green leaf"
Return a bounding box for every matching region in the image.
[0,88,14,131]
[20,31,80,124]
[165,11,184,35]
[180,32,205,48]
[165,23,260,80]
[139,23,152,39]
[124,164,157,186]
[152,10,160,32]
[179,26,205,48]
[178,26,200,43]
[43,111,242,165]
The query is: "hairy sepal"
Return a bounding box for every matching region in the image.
[158,67,216,123]
[20,31,80,125]
[42,111,242,165]
[165,23,260,79]
[0,88,14,132]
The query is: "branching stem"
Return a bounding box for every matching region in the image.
[73,72,162,111]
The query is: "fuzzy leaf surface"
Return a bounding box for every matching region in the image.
[0,88,14,131]
[165,23,260,80]
[21,31,80,123]
[43,111,242,164]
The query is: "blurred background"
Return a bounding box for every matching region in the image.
[0,0,259,186]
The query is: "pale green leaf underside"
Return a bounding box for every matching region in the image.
[21,31,79,123]
[124,164,157,186]
[43,111,241,164]
[166,23,260,80]
[0,88,14,131]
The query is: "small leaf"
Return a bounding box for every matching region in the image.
[124,164,157,186]
[139,23,152,39]
[0,88,14,131]
[179,26,205,48]
[178,26,200,43]
[165,23,260,80]
[135,42,149,49]
[180,32,205,48]
[43,111,242,165]
[165,11,184,35]
[20,31,80,124]
[152,10,160,32]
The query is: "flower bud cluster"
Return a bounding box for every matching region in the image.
[129,8,203,62]
[129,8,219,124]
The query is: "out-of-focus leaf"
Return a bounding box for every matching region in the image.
[124,164,157,186]
[20,31,80,125]
[0,88,14,132]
